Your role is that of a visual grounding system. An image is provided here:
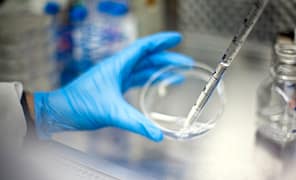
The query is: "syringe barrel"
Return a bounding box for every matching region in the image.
[221,0,269,66]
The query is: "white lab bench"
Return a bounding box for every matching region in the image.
[47,33,296,180]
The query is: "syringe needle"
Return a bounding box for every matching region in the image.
[184,0,270,129]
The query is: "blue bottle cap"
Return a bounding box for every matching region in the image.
[70,4,88,22]
[97,0,129,16]
[44,1,60,15]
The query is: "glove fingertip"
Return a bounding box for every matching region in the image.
[152,131,164,142]
[153,31,182,39]
[167,52,196,66]
[162,32,183,46]
[145,32,183,50]
[145,124,164,142]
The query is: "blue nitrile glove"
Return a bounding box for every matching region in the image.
[34,32,194,142]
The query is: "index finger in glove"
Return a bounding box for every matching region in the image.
[115,32,183,76]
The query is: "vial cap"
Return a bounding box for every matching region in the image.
[44,1,60,15]
[70,4,88,22]
[97,0,129,16]
[275,44,296,65]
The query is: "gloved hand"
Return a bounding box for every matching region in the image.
[34,32,194,142]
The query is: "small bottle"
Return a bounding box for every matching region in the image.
[72,0,137,74]
[257,43,296,145]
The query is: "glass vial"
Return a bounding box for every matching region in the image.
[257,43,296,145]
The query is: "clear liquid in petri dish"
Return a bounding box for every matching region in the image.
[140,64,225,140]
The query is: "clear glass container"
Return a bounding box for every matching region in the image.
[257,44,296,145]
[140,63,225,140]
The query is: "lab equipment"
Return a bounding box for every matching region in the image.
[257,43,296,145]
[49,0,137,85]
[44,1,88,86]
[44,1,61,15]
[33,32,192,142]
[184,0,270,129]
[140,63,225,140]
[72,0,137,74]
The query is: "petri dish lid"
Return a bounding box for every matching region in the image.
[140,63,225,140]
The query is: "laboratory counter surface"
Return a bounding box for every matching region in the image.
[43,34,296,180]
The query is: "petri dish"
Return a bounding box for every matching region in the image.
[140,63,225,140]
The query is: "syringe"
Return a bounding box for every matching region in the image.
[184,0,270,128]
